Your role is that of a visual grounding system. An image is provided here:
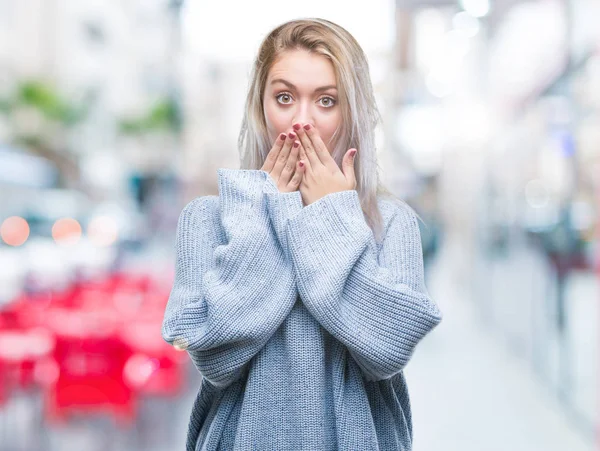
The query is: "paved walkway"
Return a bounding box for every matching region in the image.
[406,237,594,451]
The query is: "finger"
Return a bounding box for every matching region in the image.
[271,131,296,179]
[302,124,337,171]
[280,139,300,184]
[261,132,287,172]
[289,159,305,189]
[297,140,312,173]
[294,124,321,167]
[342,148,358,188]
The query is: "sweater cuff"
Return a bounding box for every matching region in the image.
[218,169,291,231]
[217,168,267,210]
[289,189,368,237]
[286,190,371,274]
[262,172,304,257]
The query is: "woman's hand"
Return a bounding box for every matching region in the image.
[293,123,358,206]
[261,130,306,193]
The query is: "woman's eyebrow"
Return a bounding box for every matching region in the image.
[270,78,337,93]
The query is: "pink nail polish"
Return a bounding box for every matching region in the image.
[279,133,286,141]
[288,132,296,139]
[293,123,301,131]
[303,124,311,130]
[293,141,300,148]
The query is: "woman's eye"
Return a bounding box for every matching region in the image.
[276,93,336,108]
[319,96,336,108]
[276,93,293,104]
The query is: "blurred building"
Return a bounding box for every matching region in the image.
[0,0,184,202]
[0,1,598,449]
[392,0,599,439]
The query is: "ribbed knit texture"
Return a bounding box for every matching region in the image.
[161,168,442,451]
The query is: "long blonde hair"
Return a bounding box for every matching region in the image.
[238,18,409,244]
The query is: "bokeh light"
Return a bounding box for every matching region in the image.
[1,216,30,246]
[52,218,82,246]
[87,215,119,247]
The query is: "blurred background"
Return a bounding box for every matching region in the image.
[0,0,598,450]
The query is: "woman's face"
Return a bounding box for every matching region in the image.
[263,49,342,154]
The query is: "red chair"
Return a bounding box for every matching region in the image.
[43,308,136,427]
[1,270,183,430]
[0,327,56,391]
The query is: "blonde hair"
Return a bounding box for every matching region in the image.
[238,18,411,244]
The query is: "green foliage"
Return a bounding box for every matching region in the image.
[15,134,43,148]
[0,97,10,114]
[0,80,87,125]
[119,97,181,135]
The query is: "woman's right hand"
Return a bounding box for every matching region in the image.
[260,131,305,193]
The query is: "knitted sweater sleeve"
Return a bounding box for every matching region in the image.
[285,189,443,381]
[161,168,298,388]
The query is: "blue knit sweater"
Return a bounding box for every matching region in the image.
[161,168,442,451]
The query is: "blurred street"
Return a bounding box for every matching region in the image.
[1,0,599,449]
[408,236,595,451]
[3,236,595,451]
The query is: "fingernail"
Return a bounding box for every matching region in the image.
[279,133,286,141]
[293,123,301,131]
[293,141,300,148]
[303,124,311,130]
[299,161,304,167]
[288,132,296,139]
[350,149,357,157]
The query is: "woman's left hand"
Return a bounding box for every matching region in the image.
[294,123,358,206]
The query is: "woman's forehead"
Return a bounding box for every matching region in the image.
[267,50,336,87]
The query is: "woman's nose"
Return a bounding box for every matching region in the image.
[292,102,313,127]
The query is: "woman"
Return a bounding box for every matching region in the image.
[162,18,442,451]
